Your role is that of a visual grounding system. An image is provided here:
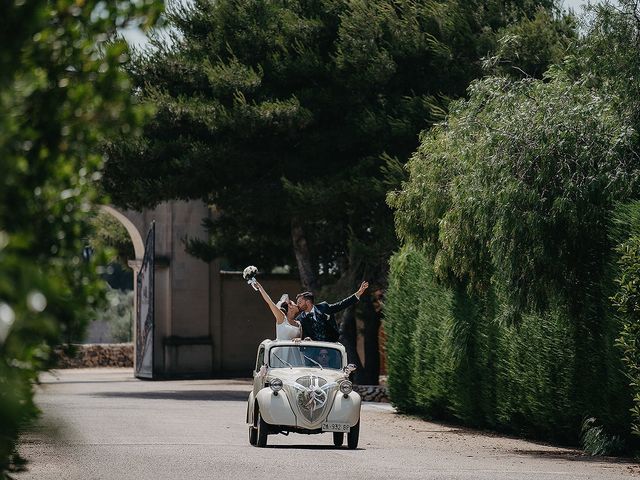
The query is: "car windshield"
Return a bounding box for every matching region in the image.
[269,346,342,370]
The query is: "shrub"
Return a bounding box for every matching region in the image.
[611,202,640,439]
[385,246,632,445]
[386,2,640,446]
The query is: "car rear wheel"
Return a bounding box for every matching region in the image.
[256,411,269,447]
[347,421,359,449]
[332,432,344,447]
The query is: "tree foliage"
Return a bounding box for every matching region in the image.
[386,0,640,450]
[101,0,568,385]
[0,0,160,474]
[484,6,576,78]
[103,0,561,288]
[389,72,639,314]
[568,0,640,124]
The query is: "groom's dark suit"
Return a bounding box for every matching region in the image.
[299,294,359,342]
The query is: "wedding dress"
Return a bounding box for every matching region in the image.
[273,317,302,367]
[274,294,301,341]
[276,319,301,341]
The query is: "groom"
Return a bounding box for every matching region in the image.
[295,281,369,342]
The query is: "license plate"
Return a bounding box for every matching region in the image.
[322,422,350,432]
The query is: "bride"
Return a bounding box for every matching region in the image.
[254,281,302,341]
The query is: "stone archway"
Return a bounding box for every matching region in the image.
[98,205,144,362]
[99,205,145,260]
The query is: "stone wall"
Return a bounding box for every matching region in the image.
[55,343,133,368]
[353,385,389,403]
[350,375,389,402]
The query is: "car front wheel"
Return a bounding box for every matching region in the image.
[256,411,269,447]
[249,425,257,446]
[332,432,344,447]
[347,421,359,449]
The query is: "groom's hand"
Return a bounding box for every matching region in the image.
[355,281,369,299]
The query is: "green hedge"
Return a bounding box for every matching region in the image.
[611,202,640,439]
[385,244,633,446]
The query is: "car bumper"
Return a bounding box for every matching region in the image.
[256,388,361,429]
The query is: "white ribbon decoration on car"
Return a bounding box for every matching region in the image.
[292,378,338,413]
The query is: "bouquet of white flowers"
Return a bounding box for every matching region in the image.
[243,265,259,291]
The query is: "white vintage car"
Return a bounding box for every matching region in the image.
[246,339,361,448]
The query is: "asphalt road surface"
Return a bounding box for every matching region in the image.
[16,368,639,480]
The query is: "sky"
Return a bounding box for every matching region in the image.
[564,0,591,9]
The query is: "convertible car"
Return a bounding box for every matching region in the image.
[246,339,361,448]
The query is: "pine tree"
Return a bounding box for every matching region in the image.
[103,0,565,382]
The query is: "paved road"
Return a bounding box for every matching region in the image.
[16,368,639,480]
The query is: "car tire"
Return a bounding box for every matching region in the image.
[347,421,359,449]
[333,432,344,447]
[256,411,269,447]
[249,425,257,446]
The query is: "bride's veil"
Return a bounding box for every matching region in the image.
[276,293,290,310]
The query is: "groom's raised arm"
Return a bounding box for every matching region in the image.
[325,281,369,314]
[325,294,358,314]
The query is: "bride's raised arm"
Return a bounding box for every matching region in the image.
[255,281,285,324]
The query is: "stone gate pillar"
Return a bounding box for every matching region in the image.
[107,201,212,378]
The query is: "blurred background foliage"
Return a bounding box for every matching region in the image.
[0,0,161,476]
[386,0,640,454]
[84,287,134,344]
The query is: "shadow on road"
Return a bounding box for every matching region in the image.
[42,380,140,385]
[90,390,249,401]
[512,449,639,466]
[265,445,364,451]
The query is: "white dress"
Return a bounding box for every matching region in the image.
[276,320,301,340]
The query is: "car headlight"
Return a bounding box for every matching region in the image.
[269,378,283,393]
[339,380,353,395]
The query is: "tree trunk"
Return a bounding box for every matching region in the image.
[361,293,381,385]
[339,305,364,383]
[291,217,318,291]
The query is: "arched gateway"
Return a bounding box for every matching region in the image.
[101,200,301,379]
[99,205,150,378]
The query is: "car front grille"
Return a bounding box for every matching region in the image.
[288,375,337,423]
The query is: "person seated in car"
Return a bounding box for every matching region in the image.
[317,348,331,368]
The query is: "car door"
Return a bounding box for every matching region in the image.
[253,345,266,398]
